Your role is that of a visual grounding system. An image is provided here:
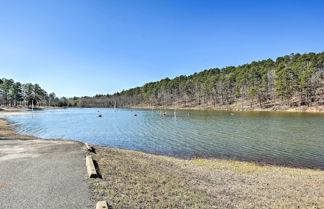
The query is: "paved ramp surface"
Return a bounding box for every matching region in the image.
[0,139,93,209]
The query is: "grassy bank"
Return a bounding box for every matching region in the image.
[89,146,324,209]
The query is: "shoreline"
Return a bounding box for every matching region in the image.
[1,113,323,208]
[125,104,324,113]
[0,106,66,111]
[89,144,324,208]
[1,111,323,170]
[1,105,324,114]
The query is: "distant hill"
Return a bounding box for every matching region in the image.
[2,52,323,112]
[70,52,324,111]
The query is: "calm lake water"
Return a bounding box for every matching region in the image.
[4,108,324,169]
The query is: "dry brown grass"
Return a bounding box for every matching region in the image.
[90,146,324,209]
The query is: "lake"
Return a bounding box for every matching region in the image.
[4,108,324,169]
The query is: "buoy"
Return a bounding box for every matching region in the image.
[98,114,102,117]
[134,114,137,116]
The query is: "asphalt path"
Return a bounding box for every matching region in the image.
[0,139,93,209]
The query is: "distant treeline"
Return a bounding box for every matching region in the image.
[69,52,324,109]
[0,79,65,108]
[1,52,323,110]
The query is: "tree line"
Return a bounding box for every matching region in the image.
[1,52,323,110]
[69,52,324,109]
[0,79,66,108]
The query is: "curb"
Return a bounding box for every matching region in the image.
[96,201,108,209]
[85,155,98,178]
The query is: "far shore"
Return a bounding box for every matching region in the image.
[1,103,324,114]
[126,103,324,113]
[0,112,32,116]
[0,106,65,112]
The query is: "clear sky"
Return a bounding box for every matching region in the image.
[0,0,323,97]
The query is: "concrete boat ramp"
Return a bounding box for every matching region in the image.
[0,139,93,209]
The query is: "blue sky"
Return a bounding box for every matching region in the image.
[0,0,323,97]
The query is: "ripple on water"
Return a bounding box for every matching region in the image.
[5,108,324,169]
